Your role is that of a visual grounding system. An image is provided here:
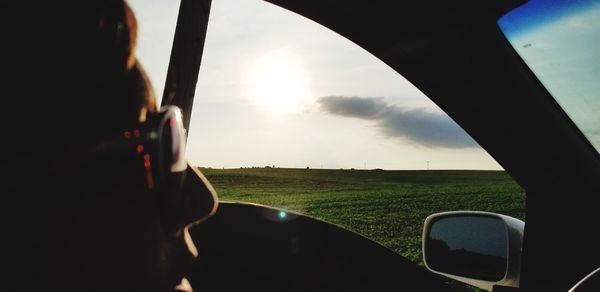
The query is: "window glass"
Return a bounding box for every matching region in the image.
[186,0,524,265]
[128,0,180,104]
[498,0,600,152]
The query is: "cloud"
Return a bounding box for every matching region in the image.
[318,96,388,120]
[318,96,478,148]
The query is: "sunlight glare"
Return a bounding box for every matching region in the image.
[247,52,309,113]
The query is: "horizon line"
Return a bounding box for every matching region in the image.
[192,165,505,171]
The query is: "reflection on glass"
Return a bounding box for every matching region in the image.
[426,216,508,281]
[498,0,600,154]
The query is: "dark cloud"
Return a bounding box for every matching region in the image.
[318,96,388,120]
[318,96,478,148]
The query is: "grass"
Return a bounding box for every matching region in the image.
[199,167,525,290]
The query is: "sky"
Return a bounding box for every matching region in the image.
[129,0,504,170]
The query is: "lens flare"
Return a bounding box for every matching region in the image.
[279,211,287,219]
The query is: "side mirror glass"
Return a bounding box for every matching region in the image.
[423,211,524,291]
[426,215,507,281]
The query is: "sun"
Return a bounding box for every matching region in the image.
[246,51,309,112]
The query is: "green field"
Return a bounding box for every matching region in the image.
[200,167,525,266]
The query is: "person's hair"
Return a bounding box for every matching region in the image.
[4,1,161,290]
[20,0,157,150]
[75,0,153,139]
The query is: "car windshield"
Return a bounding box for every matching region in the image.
[498,0,600,153]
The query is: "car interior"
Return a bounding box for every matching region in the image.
[6,0,598,291]
[149,0,600,291]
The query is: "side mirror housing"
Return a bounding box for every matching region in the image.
[422,211,524,291]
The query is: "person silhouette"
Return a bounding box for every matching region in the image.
[3,1,217,291]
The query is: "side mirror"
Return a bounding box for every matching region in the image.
[422,211,524,291]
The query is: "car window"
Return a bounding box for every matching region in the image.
[498,0,600,153]
[128,0,180,102]
[135,0,525,268]
[186,0,525,265]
